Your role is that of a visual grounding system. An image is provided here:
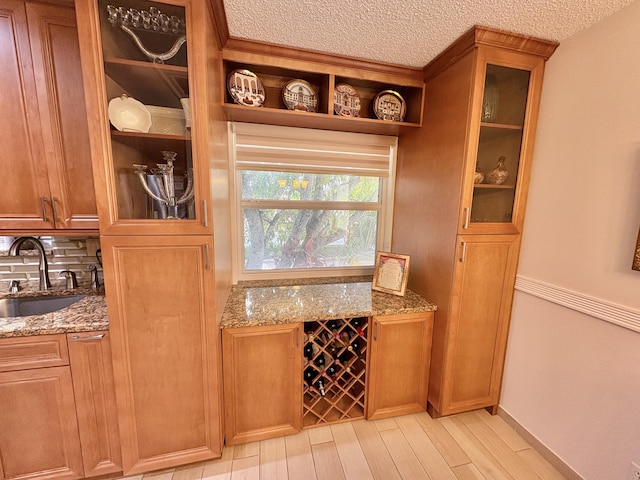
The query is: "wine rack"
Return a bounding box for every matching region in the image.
[302,317,368,427]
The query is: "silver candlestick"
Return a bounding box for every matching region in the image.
[133,151,194,219]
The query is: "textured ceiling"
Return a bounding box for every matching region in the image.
[223,0,635,67]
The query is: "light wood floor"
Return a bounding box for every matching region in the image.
[122,410,568,480]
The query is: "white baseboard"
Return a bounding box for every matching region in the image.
[497,407,584,480]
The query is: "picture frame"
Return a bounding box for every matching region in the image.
[633,228,640,271]
[371,251,410,296]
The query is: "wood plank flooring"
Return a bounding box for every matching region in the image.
[121,410,568,480]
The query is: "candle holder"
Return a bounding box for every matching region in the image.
[133,151,194,219]
[106,4,186,63]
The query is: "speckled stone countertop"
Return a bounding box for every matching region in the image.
[221,277,437,328]
[0,288,108,338]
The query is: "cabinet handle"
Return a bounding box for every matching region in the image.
[296,326,301,348]
[374,321,378,341]
[204,244,211,270]
[463,207,470,229]
[40,197,49,222]
[70,333,105,341]
[203,199,208,227]
[51,197,59,223]
[460,241,467,262]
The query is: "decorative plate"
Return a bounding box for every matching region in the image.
[373,90,406,122]
[227,69,266,107]
[283,79,318,112]
[108,94,152,133]
[333,83,360,117]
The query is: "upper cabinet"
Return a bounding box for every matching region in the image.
[220,41,425,136]
[76,0,219,235]
[456,41,553,235]
[0,1,97,232]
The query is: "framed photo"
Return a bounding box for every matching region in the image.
[633,228,640,271]
[372,251,410,296]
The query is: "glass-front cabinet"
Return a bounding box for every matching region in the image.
[77,0,213,234]
[461,50,545,235]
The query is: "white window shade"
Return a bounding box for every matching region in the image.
[232,122,397,177]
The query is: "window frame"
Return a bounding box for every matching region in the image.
[228,122,398,282]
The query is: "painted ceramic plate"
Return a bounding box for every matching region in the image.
[333,83,360,117]
[373,90,406,122]
[108,94,152,133]
[227,69,266,107]
[283,79,318,112]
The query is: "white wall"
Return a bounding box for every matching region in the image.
[501,1,640,479]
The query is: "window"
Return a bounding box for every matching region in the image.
[229,123,397,281]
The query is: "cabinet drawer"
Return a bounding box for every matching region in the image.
[0,334,69,372]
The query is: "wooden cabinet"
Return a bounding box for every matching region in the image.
[222,312,433,443]
[76,0,227,236]
[0,1,97,231]
[437,235,520,414]
[99,235,223,473]
[221,43,425,136]
[222,323,302,445]
[67,331,121,477]
[367,312,434,420]
[392,27,558,417]
[0,333,122,480]
[76,0,231,474]
[0,335,84,480]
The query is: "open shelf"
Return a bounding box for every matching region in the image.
[302,317,368,427]
[221,58,424,135]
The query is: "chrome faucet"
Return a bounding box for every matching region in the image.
[9,237,51,291]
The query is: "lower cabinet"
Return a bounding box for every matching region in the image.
[428,235,521,416]
[67,331,121,477]
[0,366,84,480]
[367,312,434,420]
[100,235,223,473]
[0,335,83,480]
[222,323,302,445]
[221,311,434,444]
[0,332,122,480]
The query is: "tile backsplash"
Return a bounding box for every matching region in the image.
[0,236,102,292]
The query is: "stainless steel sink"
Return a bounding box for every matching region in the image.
[0,295,86,318]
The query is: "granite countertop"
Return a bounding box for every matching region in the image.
[221,277,437,328]
[0,288,108,339]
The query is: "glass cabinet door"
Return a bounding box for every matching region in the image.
[470,64,531,226]
[98,0,195,221]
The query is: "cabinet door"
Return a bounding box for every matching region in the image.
[222,323,302,445]
[0,366,84,480]
[67,331,121,477]
[460,48,546,235]
[26,3,97,230]
[0,0,52,229]
[439,234,520,415]
[75,0,216,235]
[367,312,433,420]
[100,235,222,474]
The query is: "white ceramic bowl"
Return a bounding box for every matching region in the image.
[108,95,152,133]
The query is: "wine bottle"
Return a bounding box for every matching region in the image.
[349,339,362,358]
[314,353,326,368]
[336,352,352,372]
[303,343,314,360]
[326,364,338,377]
[327,319,341,331]
[304,366,317,385]
[315,378,326,397]
[351,317,366,337]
